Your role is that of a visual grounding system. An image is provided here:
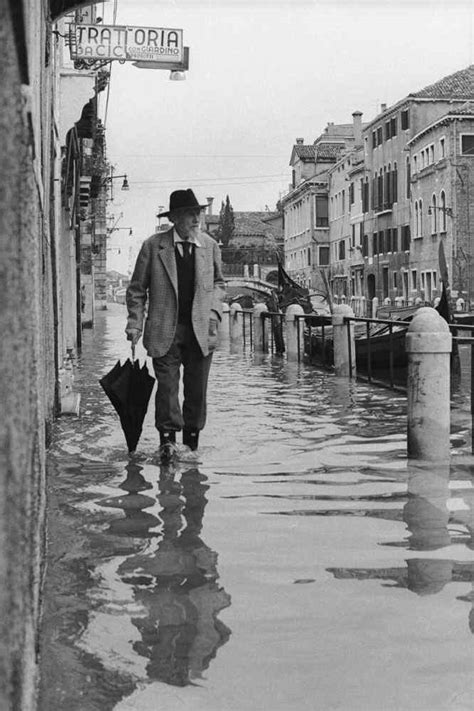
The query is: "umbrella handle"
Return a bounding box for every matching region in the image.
[131,343,135,361]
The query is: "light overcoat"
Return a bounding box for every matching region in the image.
[126,228,225,358]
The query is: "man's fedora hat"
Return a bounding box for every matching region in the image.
[158,189,207,217]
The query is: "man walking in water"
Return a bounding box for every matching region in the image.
[125,189,225,461]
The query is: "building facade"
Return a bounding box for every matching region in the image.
[282,65,474,312]
[281,119,361,295]
[0,2,107,708]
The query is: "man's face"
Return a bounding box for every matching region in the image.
[171,208,201,240]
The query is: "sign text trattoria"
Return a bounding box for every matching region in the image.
[70,24,184,63]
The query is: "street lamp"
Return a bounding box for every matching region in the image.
[108,227,133,237]
[102,174,129,191]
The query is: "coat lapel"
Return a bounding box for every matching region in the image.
[157,230,178,295]
[194,239,207,293]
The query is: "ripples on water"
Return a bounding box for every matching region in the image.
[40,306,474,711]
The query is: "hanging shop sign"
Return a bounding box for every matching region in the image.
[69,24,184,63]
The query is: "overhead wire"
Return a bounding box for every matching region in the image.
[132,173,288,185]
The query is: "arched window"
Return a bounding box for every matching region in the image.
[419,199,423,236]
[440,191,447,232]
[415,201,419,237]
[431,194,437,234]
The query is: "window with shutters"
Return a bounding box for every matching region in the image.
[401,225,410,251]
[315,195,329,227]
[362,234,369,257]
[406,156,411,198]
[401,109,410,130]
[431,194,437,234]
[390,116,397,137]
[377,126,383,145]
[319,246,330,265]
[392,227,398,253]
[362,178,369,213]
[440,191,447,232]
[385,165,391,209]
[379,231,385,254]
[338,240,346,260]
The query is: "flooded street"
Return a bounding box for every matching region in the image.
[39,303,473,711]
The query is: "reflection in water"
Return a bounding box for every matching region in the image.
[327,463,474,631]
[118,466,231,686]
[100,461,160,539]
[404,464,453,596]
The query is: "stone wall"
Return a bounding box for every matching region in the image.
[0,2,54,708]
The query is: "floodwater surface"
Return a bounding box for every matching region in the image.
[39,304,474,711]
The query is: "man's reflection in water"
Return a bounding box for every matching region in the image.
[104,461,160,539]
[119,466,231,686]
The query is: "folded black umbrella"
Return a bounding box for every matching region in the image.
[100,358,155,453]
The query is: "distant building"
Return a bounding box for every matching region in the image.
[408,101,474,303]
[281,117,364,294]
[282,65,474,309]
[204,209,283,281]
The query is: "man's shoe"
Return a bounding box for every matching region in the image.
[158,442,177,463]
[183,429,199,451]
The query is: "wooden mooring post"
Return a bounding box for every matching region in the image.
[253,303,268,352]
[406,307,452,462]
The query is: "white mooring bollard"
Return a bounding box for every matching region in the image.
[285,304,305,360]
[371,297,379,318]
[221,302,230,343]
[406,307,452,462]
[230,303,243,349]
[253,303,268,352]
[332,304,356,378]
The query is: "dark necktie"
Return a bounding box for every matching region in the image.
[182,241,192,259]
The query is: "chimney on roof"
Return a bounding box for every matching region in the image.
[352,110,363,146]
[296,137,304,144]
[381,103,387,113]
[206,196,214,215]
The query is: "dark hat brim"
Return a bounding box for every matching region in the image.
[158,204,207,218]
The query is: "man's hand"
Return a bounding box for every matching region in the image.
[126,328,142,347]
[208,317,219,352]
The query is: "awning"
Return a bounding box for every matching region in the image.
[49,1,103,21]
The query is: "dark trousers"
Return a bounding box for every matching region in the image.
[152,323,213,433]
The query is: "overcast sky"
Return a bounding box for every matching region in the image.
[98,0,474,273]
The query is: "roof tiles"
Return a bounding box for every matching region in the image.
[411,65,474,100]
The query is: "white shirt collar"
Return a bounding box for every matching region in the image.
[173,229,201,248]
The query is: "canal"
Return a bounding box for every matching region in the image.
[39,303,473,711]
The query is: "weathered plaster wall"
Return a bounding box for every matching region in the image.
[0,1,54,708]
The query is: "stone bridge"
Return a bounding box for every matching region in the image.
[224,276,276,297]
